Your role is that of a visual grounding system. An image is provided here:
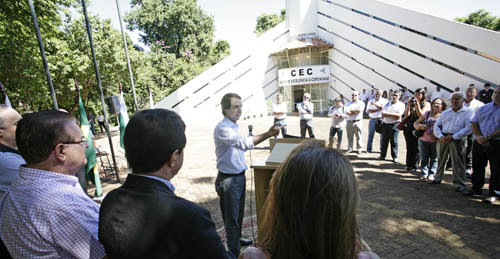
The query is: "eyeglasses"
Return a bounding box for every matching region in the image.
[303,96,310,99]
[61,137,88,147]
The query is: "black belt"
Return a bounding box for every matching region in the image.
[443,133,453,136]
[218,170,245,177]
[383,122,398,125]
[348,120,360,122]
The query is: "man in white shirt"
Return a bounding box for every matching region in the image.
[424,87,432,102]
[297,93,315,138]
[463,86,484,177]
[366,90,388,153]
[379,90,405,162]
[345,91,365,153]
[369,89,376,101]
[328,98,346,149]
[214,93,279,257]
[431,92,474,192]
[401,87,412,104]
[431,86,446,101]
[271,94,288,138]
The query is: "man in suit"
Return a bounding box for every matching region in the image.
[99,109,232,258]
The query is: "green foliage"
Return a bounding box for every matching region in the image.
[0,0,230,116]
[455,9,500,32]
[126,0,214,59]
[254,9,286,36]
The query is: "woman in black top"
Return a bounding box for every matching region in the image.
[402,88,430,171]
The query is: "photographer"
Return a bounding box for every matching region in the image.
[402,88,431,172]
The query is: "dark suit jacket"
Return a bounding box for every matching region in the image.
[99,174,231,259]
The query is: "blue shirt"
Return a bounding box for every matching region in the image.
[471,101,500,140]
[0,166,106,258]
[214,117,254,174]
[0,148,25,200]
[132,173,175,192]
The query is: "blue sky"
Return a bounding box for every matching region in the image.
[87,0,500,53]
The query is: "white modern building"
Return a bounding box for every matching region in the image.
[156,0,500,122]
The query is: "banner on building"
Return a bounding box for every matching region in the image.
[278,65,330,86]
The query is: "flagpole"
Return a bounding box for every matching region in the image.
[115,0,138,112]
[81,0,121,183]
[27,0,58,110]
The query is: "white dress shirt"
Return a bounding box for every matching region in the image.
[345,100,365,121]
[431,91,445,101]
[328,105,346,128]
[381,101,405,124]
[433,106,474,140]
[272,102,287,120]
[367,98,389,119]
[214,117,254,174]
[297,101,314,120]
[463,99,484,113]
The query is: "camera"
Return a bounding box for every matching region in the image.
[410,97,417,103]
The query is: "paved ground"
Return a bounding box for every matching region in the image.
[92,116,499,259]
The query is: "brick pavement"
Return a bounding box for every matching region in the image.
[93,116,499,258]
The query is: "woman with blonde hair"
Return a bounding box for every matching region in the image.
[241,140,378,259]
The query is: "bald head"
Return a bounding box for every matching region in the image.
[0,105,22,149]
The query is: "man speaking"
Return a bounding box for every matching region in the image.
[214,93,279,257]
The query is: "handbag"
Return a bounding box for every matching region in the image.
[412,112,430,138]
[396,117,407,131]
[375,118,383,133]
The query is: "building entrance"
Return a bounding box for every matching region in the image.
[290,84,328,114]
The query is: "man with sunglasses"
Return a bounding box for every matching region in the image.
[0,110,105,258]
[345,91,365,153]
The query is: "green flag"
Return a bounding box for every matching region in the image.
[78,95,102,197]
[119,91,129,148]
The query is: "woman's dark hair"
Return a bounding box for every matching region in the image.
[414,88,426,103]
[259,140,360,259]
[432,97,448,112]
[124,109,186,174]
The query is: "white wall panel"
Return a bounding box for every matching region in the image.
[331,49,395,93]
[320,1,492,85]
[318,15,484,91]
[331,0,500,61]
[330,60,370,93]
[319,16,436,91]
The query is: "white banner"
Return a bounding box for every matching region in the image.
[278,65,330,86]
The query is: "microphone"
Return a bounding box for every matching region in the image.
[248,125,253,136]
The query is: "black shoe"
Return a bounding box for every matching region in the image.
[378,156,385,161]
[483,196,498,204]
[240,238,252,246]
[455,186,465,192]
[463,188,482,196]
[428,180,442,184]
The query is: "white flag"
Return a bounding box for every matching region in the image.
[119,91,129,124]
[149,88,155,109]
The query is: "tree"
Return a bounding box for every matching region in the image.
[455,9,500,32]
[209,40,231,65]
[126,0,214,59]
[254,9,286,36]
[0,0,76,113]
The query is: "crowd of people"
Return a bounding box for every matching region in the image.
[0,92,379,258]
[0,83,497,258]
[271,83,499,203]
